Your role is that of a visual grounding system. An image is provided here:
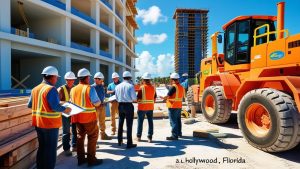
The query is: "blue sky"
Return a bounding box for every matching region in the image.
[134,0,300,77]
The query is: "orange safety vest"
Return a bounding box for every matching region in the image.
[70,84,97,124]
[166,83,185,108]
[31,83,62,128]
[138,84,155,111]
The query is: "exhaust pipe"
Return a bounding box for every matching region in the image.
[277,2,285,39]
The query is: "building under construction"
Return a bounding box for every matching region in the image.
[173,9,208,78]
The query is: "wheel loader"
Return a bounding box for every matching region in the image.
[187,2,300,152]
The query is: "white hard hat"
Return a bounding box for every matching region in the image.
[170,73,180,79]
[123,71,132,78]
[77,68,91,77]
[94,72,104,79]
[112,72,120,78]
[64,71,76,80]
[182,73,188,77]
[41,66,60,77]
[142,72,152,80]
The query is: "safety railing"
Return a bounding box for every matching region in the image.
[100,50,112,58]
[71,42,94,53]
[41,0,66,10]
[101,0,113,10]
[100,22,112,33]
[253,24,289,46]
[71,7,96,24]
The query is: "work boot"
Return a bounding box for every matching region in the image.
[64,150,72,157]
[118,140,123,146]
[101,133,112,140]
[135,137,141,142]
[126,144,137,149]
[111,131,116,136]
[71,146,77,152]
[166,136,178,141]
[88,159,103,167]
[147,136,152,143]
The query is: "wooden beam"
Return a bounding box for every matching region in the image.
[0,114,31,131]
[0,121,33,140]
[0,105,31,122]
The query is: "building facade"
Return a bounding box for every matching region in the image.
[173,9,208,78]
[0,0,138,90]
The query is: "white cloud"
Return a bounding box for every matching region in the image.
[137,6,168,25]
[135,51,174,77]
[137,33,167,45]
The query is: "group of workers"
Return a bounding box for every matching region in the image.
[28,66,186,169]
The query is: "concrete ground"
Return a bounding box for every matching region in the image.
[55,104,300,169]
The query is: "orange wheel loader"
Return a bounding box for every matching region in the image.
[187,2,300,152]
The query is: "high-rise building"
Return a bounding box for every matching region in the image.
[0,0,138,90]
[173,9,208,78]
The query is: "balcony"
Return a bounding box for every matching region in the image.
[71,7,96,24]
[115,32,123,41]
[100,50,112,58]
[11,27,35,39]
[100,22,112,33]
[41,0,66,10]
[101,0,113,10]
[71,42,94,53]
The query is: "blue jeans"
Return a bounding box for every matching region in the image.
[118,103,134,145]
[168,108,182,138]
[62,116,77,151]
[137,110,154,138]
[35,127,59,169]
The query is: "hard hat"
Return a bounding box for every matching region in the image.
[142,72,152,80]
[123,71,132,78]
[64,71,76,80]
[41,66,60,77]
[77,68,91,77]
[170,73,180,79]
[112,72,120,78]
[94,72,104,79]
[182,73,188,77]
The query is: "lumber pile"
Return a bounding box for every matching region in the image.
[0,96,37,169]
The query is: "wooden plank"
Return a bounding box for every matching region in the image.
[0,114,31,131]
[2,150,37,169]
[0,128,34,147]
[0,131,37,156]
[3,139,38,167]
[0,105,31,122]
[0,121,33,140]
[193,129,219,138]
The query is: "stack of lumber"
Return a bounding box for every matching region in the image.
[0,96,37,169]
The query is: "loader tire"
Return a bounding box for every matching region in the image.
[238,88,300,152]
[186,87,201,112]
[201,86,232,123]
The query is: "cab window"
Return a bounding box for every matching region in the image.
[225,23,236,64]
[236,20,250,63]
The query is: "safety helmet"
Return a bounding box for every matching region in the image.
[123,71,132,78]
[64,71,76,80]
[94,72,104,79]
[41,66,60,77]
[142,72,152,80]
[112,72,120,78]
[170,73,180,79]
[77,68,91,77]
[182,73,188,77]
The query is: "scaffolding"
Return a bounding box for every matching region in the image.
[173,9,208,78]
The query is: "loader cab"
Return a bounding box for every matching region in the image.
[222,16,276,70]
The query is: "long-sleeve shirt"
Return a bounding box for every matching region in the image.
[91,83,105,102]
[88,86,101,105]
[27,80,66,112]
[115,80,137,102]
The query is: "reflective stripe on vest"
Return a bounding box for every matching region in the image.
[62,85,70,101]
[138,86,155,104]
[168,85,182,102]
[32,85,60,118]
[81,85,96,113]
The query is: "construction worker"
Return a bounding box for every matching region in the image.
[181,73,189,91]
[107,72,121,135]
[136,72,156,143]
[161,73,185,140]
[92,72,111,140]
[28,66,72,169]
[57,71,77,156]
[115,71,137,149]
[70,68,102,167]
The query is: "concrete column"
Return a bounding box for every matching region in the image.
[0,0,11,33]
[131,69,136,83]
[91,1,100,26]
[90,30,99,54]
[65,0,71,12]
[58,53,71,85]
[112,15,116,35]
[122,46,126,63]
[90,59,100,76]
[61,17,71,46]
[108,63,115,82]
[0,40,11,90]
[110,38,115,59]
[112,0,116,13]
